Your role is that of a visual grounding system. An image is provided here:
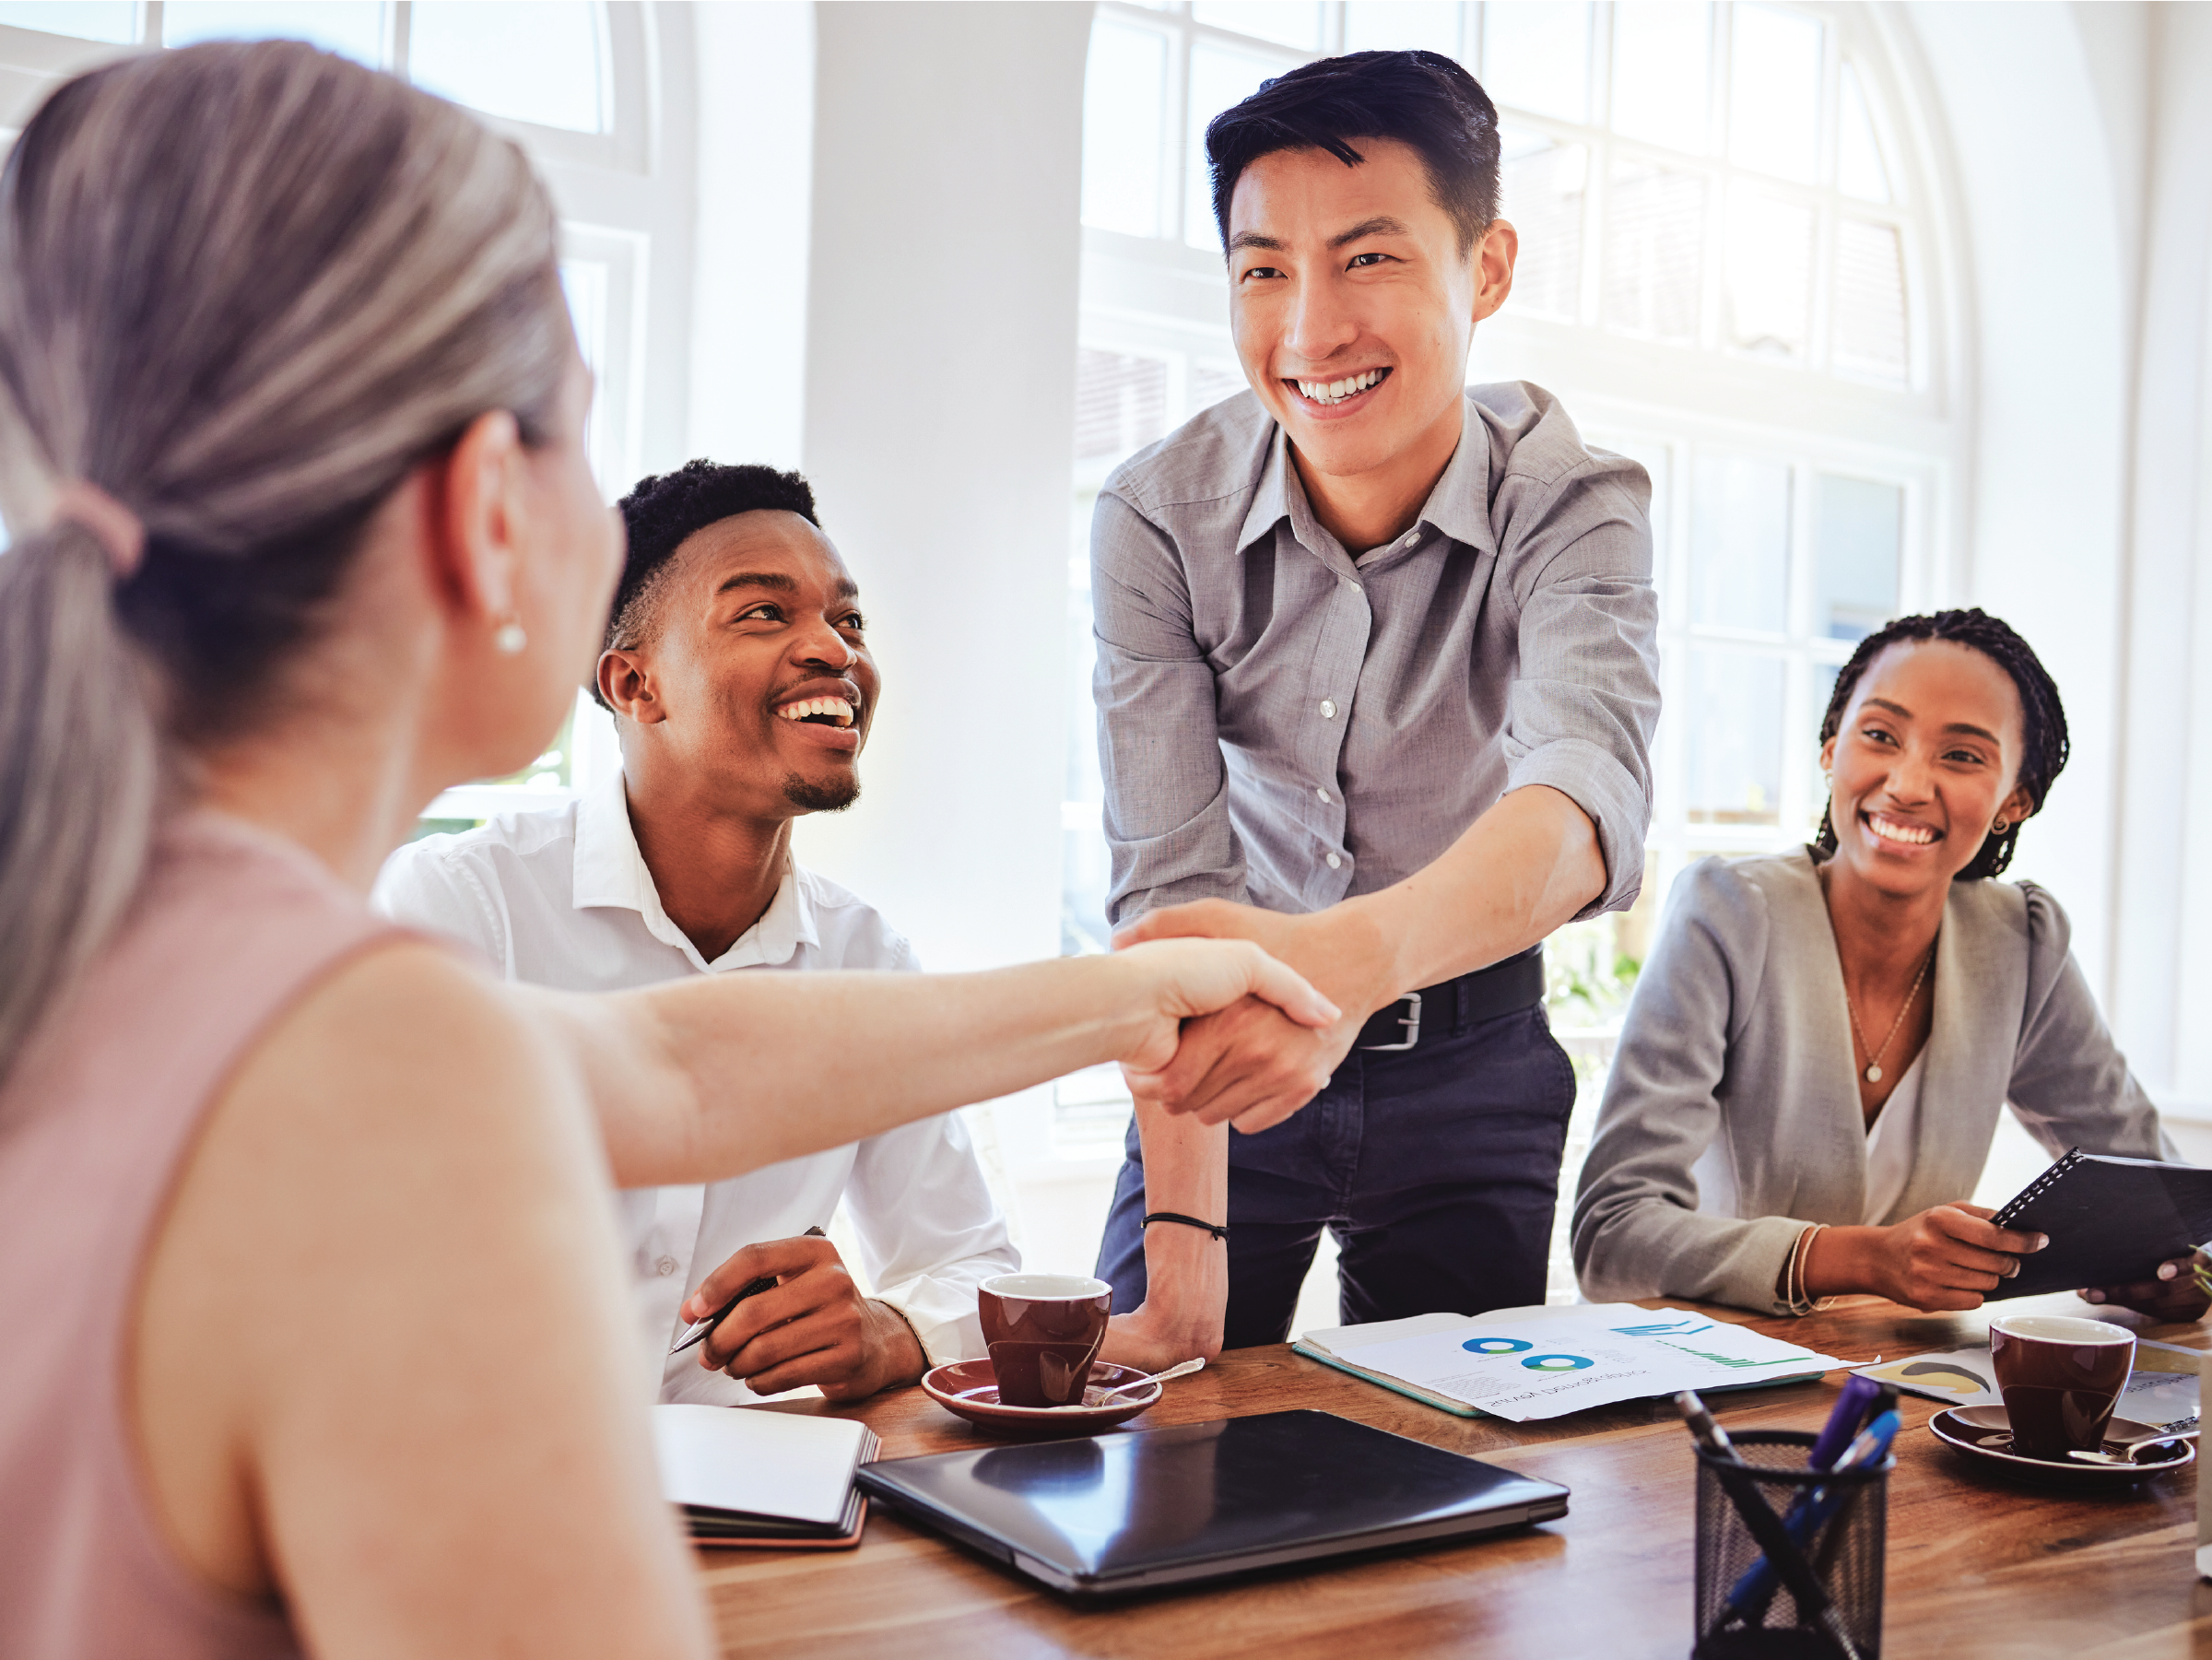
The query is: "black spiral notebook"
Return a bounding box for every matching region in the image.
[1989,1148,2212,1299]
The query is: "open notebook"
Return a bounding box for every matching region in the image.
[652,1404,879,1549]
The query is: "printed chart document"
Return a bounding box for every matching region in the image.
[1854,1339,2202,1423]
[1322,1305,1844,1423]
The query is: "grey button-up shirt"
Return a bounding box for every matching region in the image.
[1092,380,1661,926]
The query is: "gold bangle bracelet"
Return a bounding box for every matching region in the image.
[1782,1223,1827,1316]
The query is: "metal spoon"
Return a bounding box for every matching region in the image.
[2066,1416,2199,1466]
[1082,1356,1206,1407]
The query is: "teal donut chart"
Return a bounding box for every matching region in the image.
[1462,1337,1535,1355]
[1521,1353,1594,1371]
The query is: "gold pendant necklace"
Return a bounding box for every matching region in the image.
[1846,939,1936,1085]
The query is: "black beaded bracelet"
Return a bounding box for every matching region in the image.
[1142,1210,1230,1241]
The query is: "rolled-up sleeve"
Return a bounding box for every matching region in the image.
[1499,459,1661,919]
[1091,488,1249,924]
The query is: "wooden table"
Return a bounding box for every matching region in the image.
[700,1294,2212,1658]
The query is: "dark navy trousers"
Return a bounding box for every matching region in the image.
[1094,1000,1576,1349]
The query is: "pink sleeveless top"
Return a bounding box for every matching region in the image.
[0,812,400,1660]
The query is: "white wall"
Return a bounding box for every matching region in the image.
[1905,3,2132,998]
[2112,1,2212,1112]
[688,1,815,471]
[789,2,1091,977]
[1905,1,2212,1113]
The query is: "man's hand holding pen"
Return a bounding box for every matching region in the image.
[677,1233,928,1402]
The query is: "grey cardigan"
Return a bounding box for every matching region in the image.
[1571,848,2171,1313]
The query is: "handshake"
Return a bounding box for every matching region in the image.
[1113,898,1382,1135]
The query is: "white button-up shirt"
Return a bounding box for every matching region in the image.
[371,768,1018,1405]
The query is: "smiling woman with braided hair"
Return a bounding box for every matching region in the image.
[1572,608,2207,1321]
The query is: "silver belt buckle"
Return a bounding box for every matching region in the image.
[1359,990,1421,1052]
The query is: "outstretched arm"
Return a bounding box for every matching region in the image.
[1121,783,1603,1131]
[517,938,1337,1189]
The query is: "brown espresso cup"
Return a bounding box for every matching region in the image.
[1988,1313,2136,1461]
[978,1273,1112,1407]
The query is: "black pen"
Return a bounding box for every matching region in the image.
[1674,1390,1741,1462]
[667,1225,828,1357]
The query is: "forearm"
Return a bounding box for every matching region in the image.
[1137,1105,1229,1339]
[525,958,1154,1189]
[1108,1101,1229,1360]
[1344,783,1606,998]
[1800,1226,1880,1301]
[1136,1096,1229,1221]
[1572,1178,1812,1313]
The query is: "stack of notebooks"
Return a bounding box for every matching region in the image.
[652,1403,878,1548]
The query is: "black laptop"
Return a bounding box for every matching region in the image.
[854,1408,1569,1597]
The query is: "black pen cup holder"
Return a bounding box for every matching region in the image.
[1692,1430,1891,1660]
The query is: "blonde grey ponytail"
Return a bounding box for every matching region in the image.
[0,41,571,1085]
[0,522,159,1074]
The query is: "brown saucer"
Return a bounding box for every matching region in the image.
[920,1360,1163,1439]
[1929,1407,2194,1488]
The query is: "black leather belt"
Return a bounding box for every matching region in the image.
[1353,947,1546,1053]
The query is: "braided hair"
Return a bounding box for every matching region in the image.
[1815,608,2068,881]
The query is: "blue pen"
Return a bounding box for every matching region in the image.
[1809,1373,1884,1468]
[1757,1381,1890,1607]
[1791,1411,1900,1540]
[1724,1411,1900,1623]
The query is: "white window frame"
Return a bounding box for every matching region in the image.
[0,5,696,822]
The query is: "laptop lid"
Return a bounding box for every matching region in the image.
[855,1408,1570,1596]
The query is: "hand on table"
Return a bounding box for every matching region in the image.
[1808,1203,2047,1312]
[2081,1250,2212,1321]
[1099,1207,1228,1371]
[1101,1304,1223,1373]
[679,1234,925,1401]
[1112,900,1387,1133]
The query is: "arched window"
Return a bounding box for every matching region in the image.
[0,1,689,822]
[1067,1,1953,986]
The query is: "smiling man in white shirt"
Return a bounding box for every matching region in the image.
[374,461,1018,1405]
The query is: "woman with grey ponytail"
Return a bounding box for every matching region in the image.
[0,42,1333,1660]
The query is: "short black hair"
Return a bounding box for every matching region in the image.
[594,460,818,710]
[1205,50,1500,255]
[1815,608,2069,881]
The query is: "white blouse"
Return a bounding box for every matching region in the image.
[1860,1050,1928,1225]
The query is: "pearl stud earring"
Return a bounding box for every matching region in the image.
[493,618,527,655]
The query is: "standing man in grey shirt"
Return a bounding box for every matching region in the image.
[1094,50,1662,1346]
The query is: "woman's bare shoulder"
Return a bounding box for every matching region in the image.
[269,937,565,1104]
[132,935,680,1645]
